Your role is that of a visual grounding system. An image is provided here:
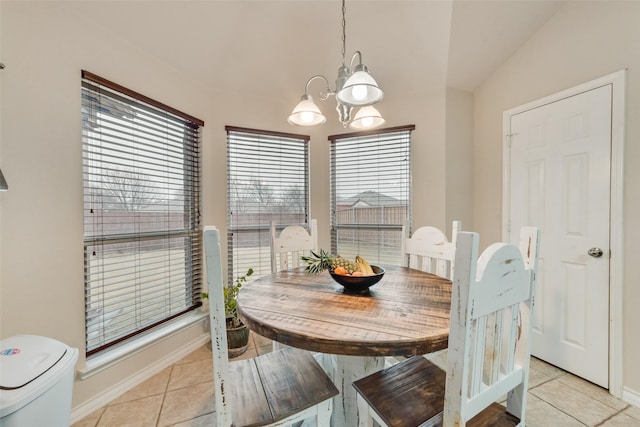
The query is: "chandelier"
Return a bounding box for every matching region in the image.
[287,0,385,130]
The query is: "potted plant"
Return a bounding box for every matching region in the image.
[202,267,254,358]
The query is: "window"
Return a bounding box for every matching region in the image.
[226,126,310,282]
[82,71,203,356]
[330,125,414,265]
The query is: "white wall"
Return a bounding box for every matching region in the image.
[473,0,640,395]
[445,87,474,231]
[0,1,219,413]
[0,0,466,415]
[0,0,243,415]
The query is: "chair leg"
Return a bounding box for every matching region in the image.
[315,400,333,427]
[285,400,333,427]
[356,394,375,427]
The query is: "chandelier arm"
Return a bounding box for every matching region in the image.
[304,74,335,100]
[348,51,362,73]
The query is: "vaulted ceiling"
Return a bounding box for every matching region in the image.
[60,1,564,103]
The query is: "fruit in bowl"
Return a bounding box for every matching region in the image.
[301,251,385,294]
[329,264,385,293]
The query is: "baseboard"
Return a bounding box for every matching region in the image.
[70,333,210,423]
[623,386,640,409]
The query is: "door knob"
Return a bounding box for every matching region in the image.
[588,247,604,258]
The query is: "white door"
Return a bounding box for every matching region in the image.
[507,84,611,388]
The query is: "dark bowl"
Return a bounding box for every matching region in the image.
[329,265,385,294]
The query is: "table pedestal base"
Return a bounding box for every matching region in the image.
[327,355,385,427]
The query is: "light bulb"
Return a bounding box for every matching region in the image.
[361,116,374,128]
[351,85,368,101]
[301,111,315,123]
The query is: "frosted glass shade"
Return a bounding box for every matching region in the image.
[337,71,384,106]
[288,96,327,126]
[349,106,386,130]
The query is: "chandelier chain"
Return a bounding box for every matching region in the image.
[288,0,384,129]
[341,0,346,65]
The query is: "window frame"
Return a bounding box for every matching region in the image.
[225,126,311,284]
[329,125,415,265]
[81,70,204,357]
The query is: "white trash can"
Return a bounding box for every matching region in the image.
[0,335,79,427]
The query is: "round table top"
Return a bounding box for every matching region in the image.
[237,265,452,357]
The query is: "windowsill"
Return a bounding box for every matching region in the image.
[77,311,208,380]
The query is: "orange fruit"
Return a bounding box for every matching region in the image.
[352,271,364,276]
[334,266,347,275]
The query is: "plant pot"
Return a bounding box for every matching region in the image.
[226,323,250,358]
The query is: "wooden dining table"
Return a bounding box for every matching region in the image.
[236,264,452,427]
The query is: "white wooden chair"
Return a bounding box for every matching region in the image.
[401,220,462,279]
[353,227,541,427]
[269,219,319,351]
[391,221,461,366]
[204,226,338,427]
[270,219,318,273]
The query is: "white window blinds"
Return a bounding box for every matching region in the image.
[82,71,203,356]
[329,126,414,265]
[226,126,310,282]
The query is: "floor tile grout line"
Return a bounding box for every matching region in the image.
[553,373,629,411]
[528,374,615,427]
[529,368,628,415]
[532,388,631,426]
[94,407,106,427]
[593,404,631,426]
[528,392,590,427]
[557,377,629,412]
[528,371,564,391]
[155,364,174,427]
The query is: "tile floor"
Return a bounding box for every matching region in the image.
[73,332,640,427]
